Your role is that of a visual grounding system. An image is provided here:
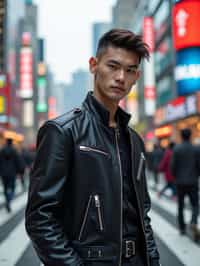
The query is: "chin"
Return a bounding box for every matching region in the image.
[108,93,124,102]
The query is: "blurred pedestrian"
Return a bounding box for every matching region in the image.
[0,138,24,212]
[151,143,164,189]
[19,146,34,190]
[171,128,199,241]
[158,141,176,199]
[25,29,160,266]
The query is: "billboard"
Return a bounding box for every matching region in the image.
[0,74,11,116]
[48,96,57,119]
[173,0,200,50]
[19,47,33,98]
[143,17,156,116]
[175,47,200,95]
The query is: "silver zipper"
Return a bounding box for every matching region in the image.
[136,152,145,181]
[128,129,150,266]
[94,194,104,231]
[79,145,109,157]
[78,195,93,241]
[115,128,123,266]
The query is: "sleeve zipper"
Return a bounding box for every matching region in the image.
[136,152,145,181]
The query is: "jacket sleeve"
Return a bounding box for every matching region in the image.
[139,140,160,266]
[25,121,83,266]
[143,175,160,266]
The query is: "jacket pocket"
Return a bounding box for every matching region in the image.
[78,195,93,241]
[78,194,104,241]
[136,152,145,181]
[79,145,110,158]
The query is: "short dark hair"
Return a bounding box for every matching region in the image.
[181,128,191,141]
[96,28,150,63]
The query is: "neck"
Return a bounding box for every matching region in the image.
[93,90,118,128]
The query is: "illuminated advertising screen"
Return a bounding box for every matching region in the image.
[19,47,33,98]
[0,74,10,115]
[143,17,154,53]
[143,17,156,116]
[173,0,200,50]
[175,47,200,95]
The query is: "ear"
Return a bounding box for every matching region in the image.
[136,69,141,81]
[89,57,98,74]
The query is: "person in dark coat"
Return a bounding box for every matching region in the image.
[158,142,176,198]
[171,128,199,241]
[25,29,160,266]
[0,138,23,212]
[151,143,164,189]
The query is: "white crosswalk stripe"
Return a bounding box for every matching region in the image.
[149,188,200,230]
[0,219,29,266]
[149,188,200,266]
[0,181,199,266]
[0,193,27,227]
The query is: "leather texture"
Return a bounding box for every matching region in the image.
[25,92,160,266]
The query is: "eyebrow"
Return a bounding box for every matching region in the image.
[107,59,139,69]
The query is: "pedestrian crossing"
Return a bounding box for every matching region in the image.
[149,189,200,266]
[0,181,199,266]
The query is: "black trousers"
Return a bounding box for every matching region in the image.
[176,184,199,230]
[1,176,16,206]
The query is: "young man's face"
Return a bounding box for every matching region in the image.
[89,45,141,104]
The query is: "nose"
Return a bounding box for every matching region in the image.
[116,69,125,83]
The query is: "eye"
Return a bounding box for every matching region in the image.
[108,64,117,70]
[127,68,137,74]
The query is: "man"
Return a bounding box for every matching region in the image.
[0,138,23,212]
[26,29,160,266]
[151,143,164,189]
[171,128,199,241]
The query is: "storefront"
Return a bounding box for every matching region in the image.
[0,128,24,148]
[154,92,200,145]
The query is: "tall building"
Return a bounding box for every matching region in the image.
[17,1,39,143]
[36,38,49,129]
[112,0,136,29]
[64,70,92,111]
[0,0,25,134]
[0,0,5,71]
[92,22,111,55]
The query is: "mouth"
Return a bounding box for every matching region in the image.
[111,86,124,92]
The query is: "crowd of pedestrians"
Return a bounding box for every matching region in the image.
[0,138,34,212]
[147,128,200,242]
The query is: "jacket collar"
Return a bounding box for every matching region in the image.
[83,91,131,127]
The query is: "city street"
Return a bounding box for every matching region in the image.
[0,178,199,266]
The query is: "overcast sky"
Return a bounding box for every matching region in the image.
[35,0,117,83]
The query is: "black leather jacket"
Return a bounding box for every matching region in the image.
[25,93,160,266]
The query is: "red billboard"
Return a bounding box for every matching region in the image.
[173,0,200,50]
[143,17,156,116]
[143,17,154,53]
[0,74,11,116]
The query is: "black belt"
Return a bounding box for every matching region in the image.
[74,240,136,260]
[122,240,136,258]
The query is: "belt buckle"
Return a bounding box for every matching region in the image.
[125,240,135,258]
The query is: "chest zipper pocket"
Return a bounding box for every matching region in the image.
[94,194,104,232]
[79,145,110,157]
[136,152,145,181]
